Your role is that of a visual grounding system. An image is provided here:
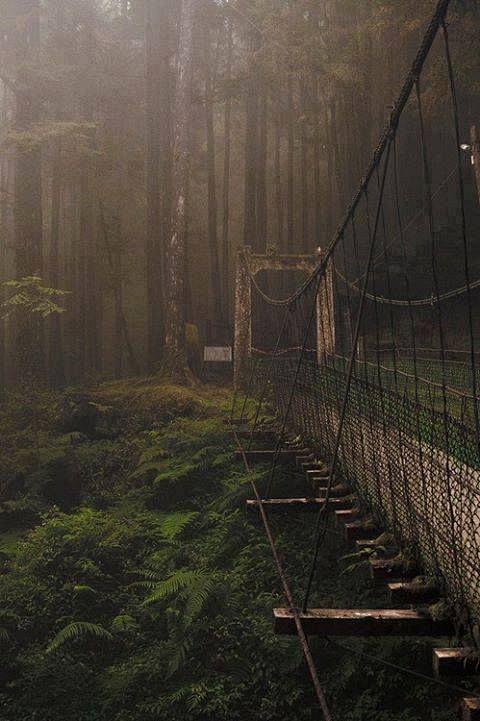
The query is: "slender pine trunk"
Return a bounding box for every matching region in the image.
[274,91,285,252]
[286,74,295,252]
[163,0,195,381]
[221,19,233,326]
[203,22,223,328]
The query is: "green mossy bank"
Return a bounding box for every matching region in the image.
[0,380,460,720]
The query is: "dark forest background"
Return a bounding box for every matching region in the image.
[1,4,480,720]
[1,0,479,389]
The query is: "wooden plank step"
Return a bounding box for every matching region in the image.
[315,483,350,498]
[273,608,454,637]
[345,519,379,544]
[314,476,334,485]
[302,461,326,471]
[433,648,478,677]
[356,539,398,557]
[306,468,330,478]
[246,497,354,511]
[370,556,417,582]
[284,438,303,447]
[389,581,439,605]
[235,429,277,440]
[335,508,362,525]
[235,448,309,463]
[296,454,314,467]
[461,698,480,721]
[310,479,337,494]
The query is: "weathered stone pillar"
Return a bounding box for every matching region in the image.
[316,252,335,363]
[234,248,252,388]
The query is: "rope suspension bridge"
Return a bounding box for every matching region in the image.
[230,1,480,718]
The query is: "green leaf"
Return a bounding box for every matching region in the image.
[143,569,202,605]
[73,584,98,597]
[111,615,138,633]
[159,512,198,541]
[2,275,70,319]
[47,622,113,653]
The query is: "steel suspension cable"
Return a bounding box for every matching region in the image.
[303,136,394,611]
[442,19,480,457]
[239,0,453,310]
[247,309,291,451]
[416,75,465,608]
[232,429,333,721]
[266,275,324,498]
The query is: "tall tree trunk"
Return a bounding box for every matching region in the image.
[184,51,195,326]
[48,0,66,387]
[325,103,340,238]
[145,0,173,371]
[48,137,65,386]
[221,19,233,327]
[313,77,322,250]
[77,13,102,380]
[243,33,259,249]
[13,0,44,383]
[256,80,268,252]
[163,0,195,380]
[0,82,11,389]
[203,21,223,329]
[99,204,140,377]
[286,74,295,252]
[274,91,285,252]
[300,79,309,252]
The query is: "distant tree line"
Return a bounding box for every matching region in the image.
[0,0,479,387]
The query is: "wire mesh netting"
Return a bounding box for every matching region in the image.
[240,5,480,631]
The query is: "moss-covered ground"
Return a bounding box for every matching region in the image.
[0,378,468,720]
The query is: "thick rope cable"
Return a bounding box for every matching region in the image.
[303,136,394,611]
[332,353,479,401]
[232,428,333,721]
[238,0,453,310]
[326,638,480,699]
[349,162,458,287]
[266,276,324,499]
[441,19,480,458]
[333,266,480,306]
[247,309,291,451]
[245,253,314,308]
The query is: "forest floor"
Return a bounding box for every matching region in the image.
[0,377,468,720]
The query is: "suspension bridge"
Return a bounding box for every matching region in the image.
[231,1,480,718]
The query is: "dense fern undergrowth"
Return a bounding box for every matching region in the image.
[0,378,462,720]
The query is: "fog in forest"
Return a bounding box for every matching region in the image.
[1,2,480,720]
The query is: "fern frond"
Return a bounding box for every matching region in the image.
[127,579,159,591]
[143,569,202,606]
[153,463,195,484]
[0,627,10,644]
[130,460,169,479]
[111,614,138,633]
[183,575,218,623]
[47,622,113,653]
[167,636,193,678]
[160,511,198,541]
[141,686,193,715]
[73,584,97,597]
[138,447,170,464]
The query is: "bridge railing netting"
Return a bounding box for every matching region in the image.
[242,0,480,628]
[254,354,480,622]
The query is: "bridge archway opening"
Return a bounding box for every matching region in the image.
[234,247,335,387]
